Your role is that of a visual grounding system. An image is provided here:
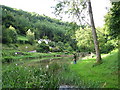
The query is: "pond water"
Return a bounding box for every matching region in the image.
[2,54,81,88]
[23,57,73,68]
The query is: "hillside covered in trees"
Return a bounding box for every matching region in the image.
[2,5,118,53]
[2,5,80,52]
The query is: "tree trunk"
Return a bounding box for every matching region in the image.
[88,0,102,63]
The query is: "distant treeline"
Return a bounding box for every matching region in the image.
[1,5,80,51]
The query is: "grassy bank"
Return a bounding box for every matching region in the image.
[2,58,81,88]
[70,49,119,88]
[2,45,119,88]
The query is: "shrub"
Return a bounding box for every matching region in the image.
[50,47,61,52]
[2,26,17,44]
[64,43,73,52]
[36,42,50,53]
[48,41,56,47]
[100,41,115,54]
[55,41,64,52]
[26,29,35,45]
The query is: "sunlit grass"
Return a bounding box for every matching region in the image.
[70,49,118,88]
[17,35,28,41]
[2,46,119,88]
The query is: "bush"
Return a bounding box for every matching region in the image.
[36,42,50,53]
[55,41,64,52]
[100,43,115,54]
[26,29,35,45]
[64,43,73,52]
[100,39,116,54]
[50,47,61,52]
[2,26,17,44]
[48,41,56,47]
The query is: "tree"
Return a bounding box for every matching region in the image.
[2,25,17,43]
[75,27,94,52]
[54,0,102,63]
[104,2,120,38]
[36,42,50,53]
[26,29,35,44]
[88,0,102,63]
[2,5,77,48]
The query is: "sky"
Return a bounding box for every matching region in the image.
[0,0,111,27]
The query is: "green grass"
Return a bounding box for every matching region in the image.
[17,35,28,41]
[70,49,119,88]
[2,58,74,88]
[17,44,35,51]
[2,65,59,88]
[2,45,72,63]
[2,51,71,63]
[2,44,119,88]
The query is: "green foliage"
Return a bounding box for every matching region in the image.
[75,27,94,52]
[2,5,78,51]
[48,41,56,47]
[48,41,73,52]
[104,2,120,38]
[2,25,17,43]
[26,29,35,44]
[2,44,73,63]
[75,27,117,53]
[2,11,15,28]
[2,56,86,88]
[54,0,87,26]
[56,41,64,51]
[42,36,48,39]
[2,43,118,88]
[36,42,50,53]
[2,65,59,88]
[17,44,36,51]
[103,2,119,53]
[2,48,27,63]
[17,35,28,41]
[99,40,115,53]
[50,47,61,52]
[97,27,117,53]
[17,35,29,44]
[64,43,73,52]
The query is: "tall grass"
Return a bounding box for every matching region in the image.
[2,59,87,88]
[2,45,118,88]
[2,64,59,88]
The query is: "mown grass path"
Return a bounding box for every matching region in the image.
[70,49,119,88]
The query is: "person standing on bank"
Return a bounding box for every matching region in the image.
[73,53,77,64]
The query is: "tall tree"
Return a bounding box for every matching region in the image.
[104,2,120,38]
[88,0,102,63]
[54,0,102,63]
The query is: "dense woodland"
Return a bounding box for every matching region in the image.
[2,5,80,52]
[1,4,118,53]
